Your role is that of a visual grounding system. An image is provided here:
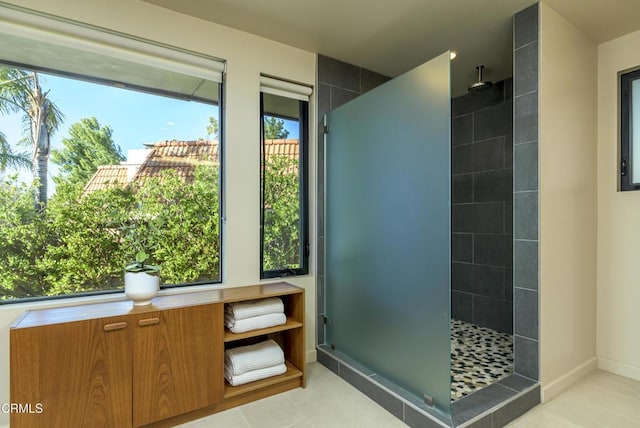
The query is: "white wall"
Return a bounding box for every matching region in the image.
[0,1,317,425]
[597,29,640,381]
[539,3,598,401]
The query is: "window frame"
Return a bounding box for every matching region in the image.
[259,91,310,279]
[620,68,640,191]
[0,60,224,305]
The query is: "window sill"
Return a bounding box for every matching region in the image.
[0,277,314,314]
[0,282,220,313]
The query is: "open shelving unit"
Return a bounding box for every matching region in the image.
[222,286,306,401]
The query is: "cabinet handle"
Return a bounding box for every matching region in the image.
[103,322,127,332]
[138,317,160,327]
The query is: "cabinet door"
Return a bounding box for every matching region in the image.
[10,316,132,428]
[133,303,223,427]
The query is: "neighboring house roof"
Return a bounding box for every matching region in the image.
[83,164,130,193]
[264,139,299,160]
[134,140,219,184]
[83,139,299,194]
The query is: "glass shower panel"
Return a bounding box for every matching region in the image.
[325,52,451,413]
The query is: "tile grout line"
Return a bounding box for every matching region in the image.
[513,88,537,100]
[452,166,514,178]
[513,142,538,149]
[514,334,538,342]
[514,39,538,52]
[453,134,512,148]
[238,407,253,428]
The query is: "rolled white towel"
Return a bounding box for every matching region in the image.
[225,312,287,334]
[224,363,287,386]
[225,339,284,376]
[225,297,284,320]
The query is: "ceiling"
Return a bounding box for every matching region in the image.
[143,0,640,97]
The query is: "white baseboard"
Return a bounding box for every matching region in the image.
[306,349,317,363]
[598,357,640,381]
[542,356,597,402]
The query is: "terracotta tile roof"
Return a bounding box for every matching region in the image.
[263,139,299,160]
[133,140,218,184]
[83,139,299,194]
[83,164,130,193]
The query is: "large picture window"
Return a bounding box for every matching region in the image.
[260,77,310,278]
[0,6,224,302]
[620,68,640,191]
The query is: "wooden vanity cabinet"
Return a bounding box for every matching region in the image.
[11,304,223,428]
[10,283,304,427]
[132,305,223,427]
[10,315,133,428]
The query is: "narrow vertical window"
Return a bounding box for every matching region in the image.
[620,68,640,191]
[260,76,311,278]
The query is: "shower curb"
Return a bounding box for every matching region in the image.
[317,345,540,428]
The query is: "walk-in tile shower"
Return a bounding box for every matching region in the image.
[316,5,540,423]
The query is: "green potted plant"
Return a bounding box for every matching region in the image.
[124,250,160,306]
[121,215,163,306]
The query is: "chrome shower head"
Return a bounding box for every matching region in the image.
[468,65,493,92]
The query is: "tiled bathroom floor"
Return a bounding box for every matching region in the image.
[182,363,640,427]
[451,319,514,401]
[180,362,407,428]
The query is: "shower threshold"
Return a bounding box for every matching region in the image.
[317,343,539,427]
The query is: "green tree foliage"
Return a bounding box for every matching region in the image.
[0,133,31,172]
[0,176,50,298]
[0,67,64,207]
[264,116,290,139]
[50,117,124,187]
[263,155,300,270]
[137,167,220,283]
[42,182,132,295]
[0,147,300,300]
[0,164,222,300]
[206,116,219,139]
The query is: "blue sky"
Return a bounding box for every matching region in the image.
[1,69,298,194]
[0,72,219,156]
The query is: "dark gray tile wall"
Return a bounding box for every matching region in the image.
[451,79,514,334]
[316,55,390,345]
[513,3,540,382]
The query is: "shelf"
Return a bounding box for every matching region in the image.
[224,361,302,399]
[224,317,303,342]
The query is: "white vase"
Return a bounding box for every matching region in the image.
[124,272,160,306]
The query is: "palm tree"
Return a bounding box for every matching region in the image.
[0,67,63,207]
[0,131,31,172]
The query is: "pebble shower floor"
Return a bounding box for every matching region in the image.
[450,319,513,401]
